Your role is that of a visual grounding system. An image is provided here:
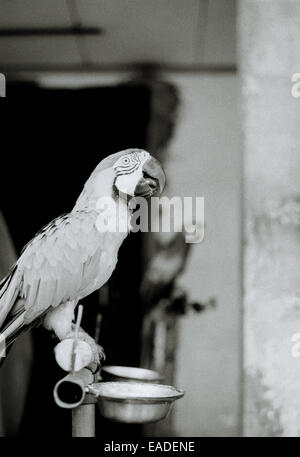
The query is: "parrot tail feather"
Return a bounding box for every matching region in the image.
[0,308,25,368]
[1,306,44,361]
[0,264,16,297]
[0,265,21,329]
[0,309,36,369]
[2,309,25,343]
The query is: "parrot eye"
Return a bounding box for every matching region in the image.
[122,157,130,165]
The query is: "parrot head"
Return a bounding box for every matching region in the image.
[74,149,165,211]
[112,149,165,199]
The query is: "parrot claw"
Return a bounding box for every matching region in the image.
[97,344,106,362]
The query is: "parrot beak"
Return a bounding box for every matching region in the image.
[134,157,166,198]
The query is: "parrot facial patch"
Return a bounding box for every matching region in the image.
[112,149,165,200]
[113,149,150,198]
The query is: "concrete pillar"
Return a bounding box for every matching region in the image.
[239,0,300,436]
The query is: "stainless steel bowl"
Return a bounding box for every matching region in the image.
[101,365,163,383]
[92,381,184,424]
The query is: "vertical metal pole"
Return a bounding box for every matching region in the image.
[72,403,95,437]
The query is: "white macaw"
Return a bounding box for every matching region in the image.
[0,148,165,353]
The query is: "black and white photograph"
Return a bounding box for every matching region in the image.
[0,0,300,448]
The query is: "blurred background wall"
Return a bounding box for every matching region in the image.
[162,74,241,436]
[240,0,300,437]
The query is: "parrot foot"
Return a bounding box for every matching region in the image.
[55,325,105,374]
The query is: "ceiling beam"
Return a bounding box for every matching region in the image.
[2,63,237,76]
[0,26,103,37]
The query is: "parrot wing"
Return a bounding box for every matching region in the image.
[0,210,102,334]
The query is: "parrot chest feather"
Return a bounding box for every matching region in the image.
[79,228,127,298]
[77,200,130,296]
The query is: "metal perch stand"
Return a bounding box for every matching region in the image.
[54,368,97,437]
[53,305,98,437]
[53,306,184,437]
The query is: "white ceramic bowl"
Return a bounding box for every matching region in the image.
[101,365,163,383]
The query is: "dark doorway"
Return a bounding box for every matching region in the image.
[1,81,151,436]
